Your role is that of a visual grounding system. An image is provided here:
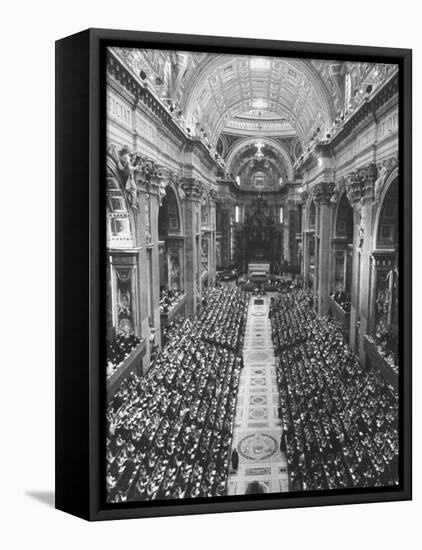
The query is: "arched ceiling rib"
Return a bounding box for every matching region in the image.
[225,137,295,181]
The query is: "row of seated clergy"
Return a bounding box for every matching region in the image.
[106,282,247,502]
[106,332,141,378]
[270,289,399,492]
[160,288,183,314]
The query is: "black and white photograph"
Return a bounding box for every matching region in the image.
[2,0,420,543]
[105,46,402,503]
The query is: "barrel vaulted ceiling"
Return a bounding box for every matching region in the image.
[113,47,397,152]
[180,55,342,146]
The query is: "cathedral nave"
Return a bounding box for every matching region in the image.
[105,47,399,502]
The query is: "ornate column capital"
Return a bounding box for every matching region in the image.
[345,171,364,211]
[130,153,165,198]
[209,189,218,205]
[181,178,203,201]
[359,163,378,204]
[345,162,378,210]
[312,181,335,205]
[301,190,309,205]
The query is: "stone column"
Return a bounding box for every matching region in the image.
[148,178,162,352]
[209,190,218,283]
[301,191,309,287]
[182,178,202,316]
[313,182,335,316]
[346,164,377,359]
[135,179,151,372]
[356,164,377,363]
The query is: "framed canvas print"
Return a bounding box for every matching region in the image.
[55,28,412,521]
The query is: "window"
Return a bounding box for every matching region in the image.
[235,205,241,223]
[279,206,284,224]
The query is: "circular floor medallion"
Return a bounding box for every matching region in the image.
[238,433,278,461]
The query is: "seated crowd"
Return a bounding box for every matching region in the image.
[331,288,351,313]
[367,320,399,375]
[199,283,247,353]
[106,283,246,502]
[106,331,141,378]
[159,288,184,314]
[270,289,399,492]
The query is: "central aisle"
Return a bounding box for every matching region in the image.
[227,294,289,495]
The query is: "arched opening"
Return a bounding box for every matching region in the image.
[377,178,399,249]
[331,194,354,314]
[371,178,399,369]
[201,194,211,287]
[308,200,316,231]
[307,200,316,287]
[158,186,184,317]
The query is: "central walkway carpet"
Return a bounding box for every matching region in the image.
[227,294,289,495]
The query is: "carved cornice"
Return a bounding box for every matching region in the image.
[312,181,335,205]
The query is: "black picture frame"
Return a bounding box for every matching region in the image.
[55,28,412,521]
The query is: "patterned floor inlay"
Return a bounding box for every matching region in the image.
[227,295,289,496]
[245,467,271,476]
[251,377,266,386]
[247,422,270,428]
[246,351,271,361]
[250,395,267,406]
[248,408,268,420]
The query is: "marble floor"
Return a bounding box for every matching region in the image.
[227,294,289,496]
